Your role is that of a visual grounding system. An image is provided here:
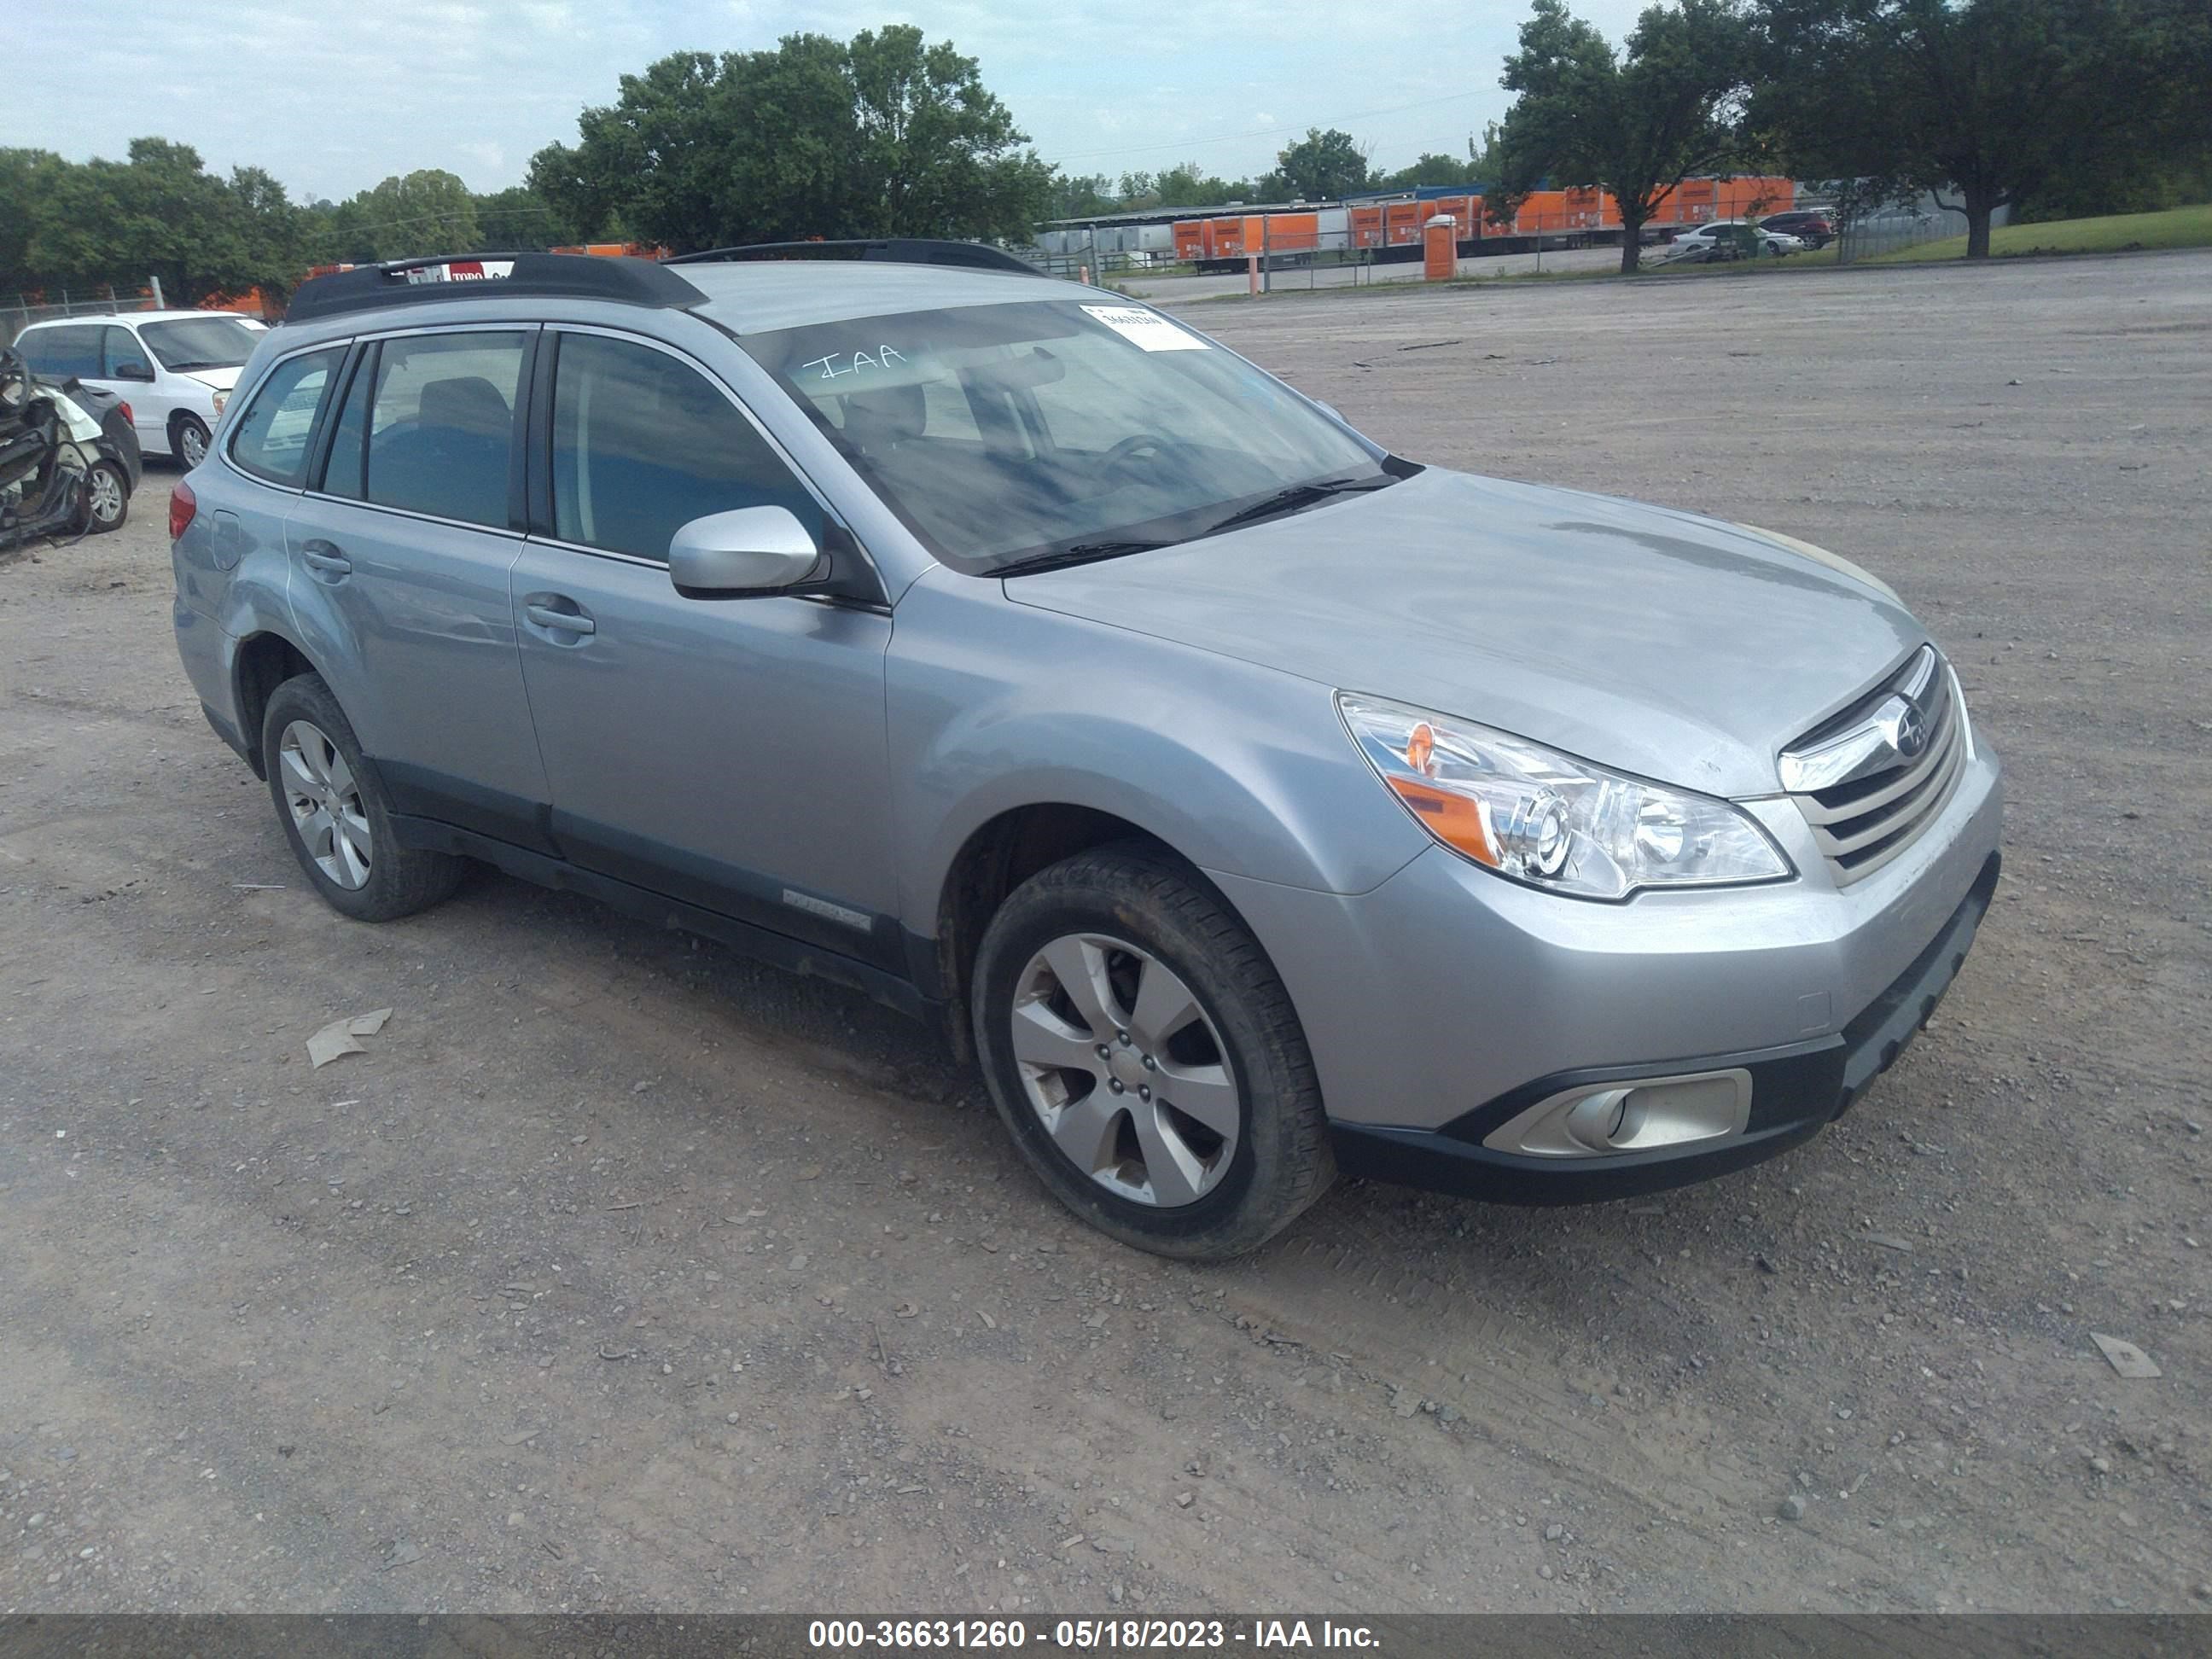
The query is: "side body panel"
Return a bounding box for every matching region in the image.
[281,492,550,841]
[884,565,1432,938]
[509,545,899,963]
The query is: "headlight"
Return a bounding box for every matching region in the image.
[1337,693,1793,900]
[211,390,230,417]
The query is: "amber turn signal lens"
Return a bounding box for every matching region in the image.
[1387,776,1499,865]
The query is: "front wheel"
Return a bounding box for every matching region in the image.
[971,846,1334,1260]
[172,413,211,469]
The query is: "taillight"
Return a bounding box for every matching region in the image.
[117,402,133,425]
[169,478,197,542]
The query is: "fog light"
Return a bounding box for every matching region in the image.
[1485,1068,1752,1158]
[1563,1089,1633,1150]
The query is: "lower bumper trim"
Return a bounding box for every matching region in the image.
[1331,851,2000,1205]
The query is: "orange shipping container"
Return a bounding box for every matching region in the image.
[1384,202,1428,245]
[1263,211,1321,253]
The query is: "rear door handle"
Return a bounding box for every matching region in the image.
[300,539,352,578]
[523,597,596,637]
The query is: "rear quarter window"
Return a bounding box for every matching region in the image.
[20,325,100,379]
[228,347,345,486]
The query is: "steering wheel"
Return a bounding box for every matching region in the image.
[1100,432,1173,482]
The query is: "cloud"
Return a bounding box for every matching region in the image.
[0,0,1660,199]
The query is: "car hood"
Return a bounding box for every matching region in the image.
[184,365,244,393]
[1002,468,1927,798]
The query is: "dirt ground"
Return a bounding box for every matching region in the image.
[2,251,2207,1617]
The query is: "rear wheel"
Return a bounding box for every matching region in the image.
[971,845,1334,1260]
[84,461,128,532]
[261,673,464,922]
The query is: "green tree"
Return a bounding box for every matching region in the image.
[0,149,69,293]
[1756,0,2212,258]
[1150,163,1249,207]
[474,184,575,249]
[848,26,1051,238]
[1468,120,1508,182]
[1047,173,1121,218]
[1380,153,1474,190]
[346,169,482,261]
[528,28,1050,253]
[14,138,294,305]
[1495,0,1749,272]
[1272,128,1374,200]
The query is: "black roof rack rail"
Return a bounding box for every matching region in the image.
[666,239,1042,276]
[286,253,707,323]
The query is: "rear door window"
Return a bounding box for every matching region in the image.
[547,331,821,562]
[229,347,345,486]
[357,331,527,528]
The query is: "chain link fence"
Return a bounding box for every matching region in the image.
[1025,212,1742,295]
[1835,193,2010,265]
[3,285,163,348]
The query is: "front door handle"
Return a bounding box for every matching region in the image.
[523,597,596,637]
[300,539,352,578]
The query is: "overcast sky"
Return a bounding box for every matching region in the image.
[6,1,1658,204]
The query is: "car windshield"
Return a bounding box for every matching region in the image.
[739,297,1391,573]
[139,317,260,373]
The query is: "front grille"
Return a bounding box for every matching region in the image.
[1783,646,1966,885]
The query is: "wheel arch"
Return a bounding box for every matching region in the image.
[929,801,1247,1063]
[230,629,324,779]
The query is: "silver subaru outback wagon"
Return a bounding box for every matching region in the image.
[172,247,2001,1259]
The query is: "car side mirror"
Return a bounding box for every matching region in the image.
[112,362,155,382]
[667,506,825,597]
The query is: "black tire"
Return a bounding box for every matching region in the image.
[172,412,212,469]
[260,673,464,923]
[84,461,129,533]
[970,844,1334,1260]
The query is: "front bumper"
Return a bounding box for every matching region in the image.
[1330,851,1998,1202]
[1207,742,2002,1201]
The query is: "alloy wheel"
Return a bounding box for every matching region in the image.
[278,719,372,890]
[1010,933,1240,1207]
[178,422,207,467]
[87,466,124,527]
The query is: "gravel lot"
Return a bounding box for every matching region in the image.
[2,250,2207,1616]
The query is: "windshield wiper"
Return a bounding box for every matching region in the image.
[1197,473,1397,538]
[997,538,1175,577]
[994,473,1400,578]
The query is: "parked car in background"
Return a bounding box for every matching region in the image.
[10,311,263,467]
[2,346,132,544]
[1760,210,1836,249]
[1656,222,1806,264]
[34,375,139,531]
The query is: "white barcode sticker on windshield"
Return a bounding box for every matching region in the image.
[1080,304,1208,352]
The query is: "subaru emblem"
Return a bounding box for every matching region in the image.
[1893,703,1928,760]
